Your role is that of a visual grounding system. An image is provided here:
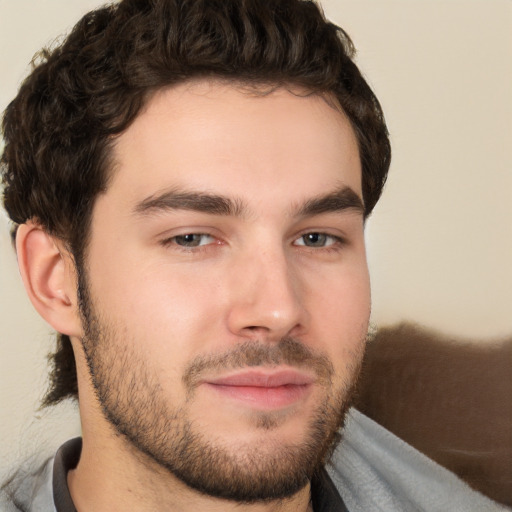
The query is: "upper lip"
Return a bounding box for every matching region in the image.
[204,368,315,388]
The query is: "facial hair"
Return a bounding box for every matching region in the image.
[77,272,364,503]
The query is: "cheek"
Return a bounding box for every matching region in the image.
[85,263,221,400]
[305,264,370,357]
[114,264,238,373]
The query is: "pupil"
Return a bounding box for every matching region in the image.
[306,233,324,246]
[177,234,200,246]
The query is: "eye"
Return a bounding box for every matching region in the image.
[294,233,338,248]
[169,233,215,247]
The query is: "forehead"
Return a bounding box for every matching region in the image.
[106,80,362,210]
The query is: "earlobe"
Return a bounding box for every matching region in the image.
[16,222,83,337]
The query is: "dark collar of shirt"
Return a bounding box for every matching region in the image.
[53,438,348,512]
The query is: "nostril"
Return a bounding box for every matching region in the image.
[245,325,269,332]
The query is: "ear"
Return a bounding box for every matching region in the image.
[16,222,83,338]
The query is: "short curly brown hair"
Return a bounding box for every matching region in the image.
[1,0,390,405]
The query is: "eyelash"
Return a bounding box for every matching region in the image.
[159,232,347,253]
[294,232,344,250]
[160,233,218,251]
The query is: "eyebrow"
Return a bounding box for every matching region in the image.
[133,189,246,217]
[132,185,364,219]
[296,186,365,217]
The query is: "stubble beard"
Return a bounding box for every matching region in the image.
[77,274,364,503]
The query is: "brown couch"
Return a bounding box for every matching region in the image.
[354,322,512,507]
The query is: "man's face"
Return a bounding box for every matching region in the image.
[79,81,370,501]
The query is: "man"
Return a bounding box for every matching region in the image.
[0,0,507,511]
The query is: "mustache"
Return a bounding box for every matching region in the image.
[182,337,334,391]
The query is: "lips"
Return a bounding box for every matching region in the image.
[202,369,315,409]
[207,369,315,387]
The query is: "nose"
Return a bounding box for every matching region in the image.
[226,247,307,342]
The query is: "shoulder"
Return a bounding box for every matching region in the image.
[1,458,55,512]
[328,408,511,512]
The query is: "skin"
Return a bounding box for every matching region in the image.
[19,80,370,511]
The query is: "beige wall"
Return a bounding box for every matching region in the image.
[322,0,512,340]
[1,0,511,475]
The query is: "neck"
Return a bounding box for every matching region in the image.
[67,433,313,512]
[69,383,312,512]
[69,347,315,512]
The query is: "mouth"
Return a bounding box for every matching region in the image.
[202,368,315,410]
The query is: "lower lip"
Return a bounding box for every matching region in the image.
[205,383,312,410]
